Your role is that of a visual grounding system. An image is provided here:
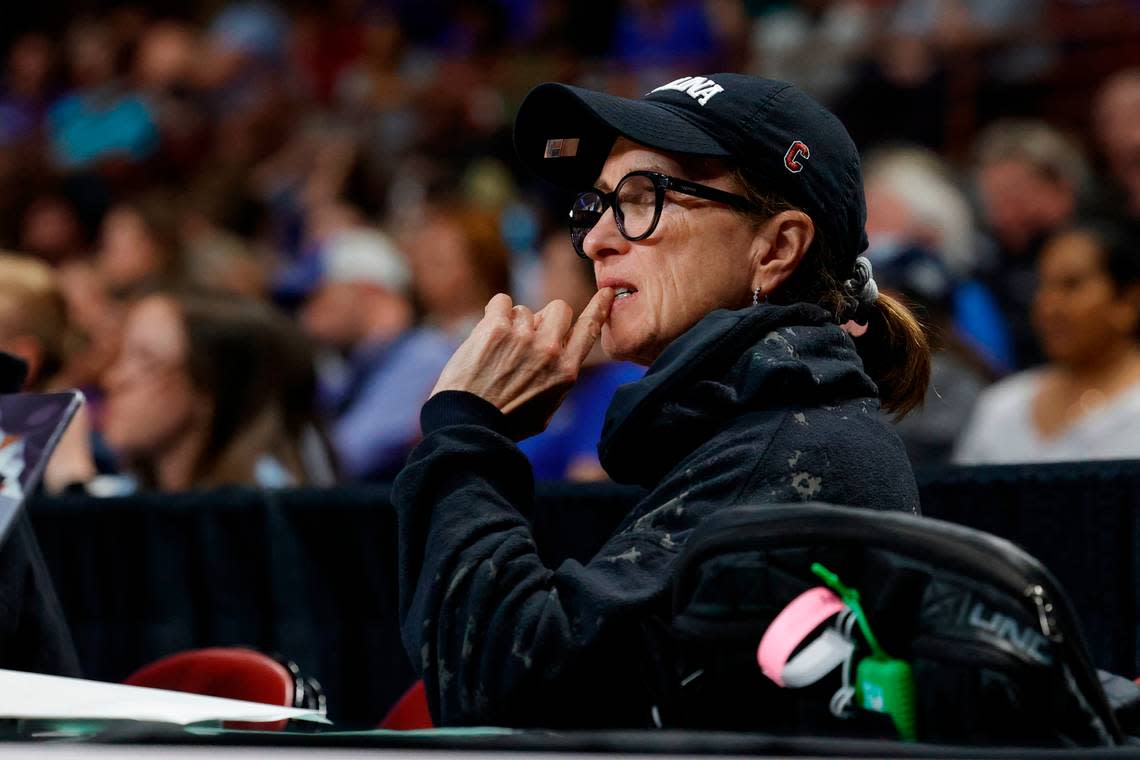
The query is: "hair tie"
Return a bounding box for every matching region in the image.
[841,256,879,324]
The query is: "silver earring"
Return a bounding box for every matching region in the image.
[752,287,763,307]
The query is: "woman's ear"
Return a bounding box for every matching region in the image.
[750,210,815,294]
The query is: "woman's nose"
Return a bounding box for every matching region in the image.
[582,207,629,261]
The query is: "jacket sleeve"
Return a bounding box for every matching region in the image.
[393,391,675,727]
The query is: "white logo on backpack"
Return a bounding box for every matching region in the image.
[649,76,724,106]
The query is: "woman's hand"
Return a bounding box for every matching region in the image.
[430,287,615,439]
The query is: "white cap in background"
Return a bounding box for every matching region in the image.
[321,228,411,293]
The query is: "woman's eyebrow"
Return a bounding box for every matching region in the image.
[595,163,679,192]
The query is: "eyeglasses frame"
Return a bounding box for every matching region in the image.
[569,170,757,259]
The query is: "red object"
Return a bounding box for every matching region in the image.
[125,647,296,731]
[379,679,433,730]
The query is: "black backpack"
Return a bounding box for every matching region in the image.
[644,503,1123,746]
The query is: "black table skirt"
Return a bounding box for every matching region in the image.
[25,461,1140,726]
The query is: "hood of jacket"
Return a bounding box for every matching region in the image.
[598,303,879,486]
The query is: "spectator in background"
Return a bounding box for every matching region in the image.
[192,2,293,179]
[182,223,271,299]
[890,0,1051,115]
[955,221,1140,464]
[301,227,452,483]
[0,255,70,391]
[0,254,96,493]
[750,0,873,106]
[56,186,189,401]
[1093,68,1140,222]
[973,120,1090,369]
[46,19,158,171]
[837,0,1051,150]
[102,290,332,492]
[405,202,511,340]
[863,145,1010,368]
[18,192,87,266]
[609,0,724,75]
[0,33,58,147]
[180,182,272,299]
[134,20,206,179]
[862,147,996,464]
[518,234,643,481]
[95,191,186,298]
[197,1,289,114]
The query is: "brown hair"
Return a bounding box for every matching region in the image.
[731,167,932,418]
[107,191,187,297]
[140,290,335,488]
[438,203,512,299]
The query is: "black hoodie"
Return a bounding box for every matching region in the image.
[393,303,920,728]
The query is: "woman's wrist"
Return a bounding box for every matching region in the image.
[421,390,513,438]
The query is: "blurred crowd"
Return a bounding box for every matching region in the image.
[1,0,1140,494]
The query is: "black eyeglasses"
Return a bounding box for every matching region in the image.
[568,170,755,259]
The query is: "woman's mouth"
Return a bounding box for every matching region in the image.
[614,286,638,302]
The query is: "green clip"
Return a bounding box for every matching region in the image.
[811,562,884,658]
[811,562,917,742]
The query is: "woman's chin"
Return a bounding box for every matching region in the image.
[600,324,622,360]
[601,323,636,361]
[601,324,653,366]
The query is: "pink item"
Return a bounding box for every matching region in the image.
[757,586,845,687]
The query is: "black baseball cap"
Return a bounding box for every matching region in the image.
[513,73,868,267]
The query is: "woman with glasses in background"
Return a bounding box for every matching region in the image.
[955,220,1140,464]
[393,74,931,727]
[101,290,335,492]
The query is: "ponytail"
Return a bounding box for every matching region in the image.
[853,292,931,418]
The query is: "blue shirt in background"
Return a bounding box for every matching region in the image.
[322,328,455,483]
[46,89,158,169]
[520,361,645,481]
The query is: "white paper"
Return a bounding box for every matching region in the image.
[0,668,330,725]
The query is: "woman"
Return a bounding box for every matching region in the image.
[955,221,1140,463]
[102,290,334,491]
[96,193,186,299]
[404,202,512,341]
[0,253,100,492]
[394,74,930,727]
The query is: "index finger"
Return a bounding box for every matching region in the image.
[563,287,614,369]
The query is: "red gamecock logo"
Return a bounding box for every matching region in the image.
[784,141,810,173]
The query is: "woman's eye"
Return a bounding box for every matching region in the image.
[620,190,655,206]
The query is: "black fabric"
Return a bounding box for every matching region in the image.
[29,487,413,728]
[597,303,897,488]
[394,305,918,728]
[915,460,1140,678]
[21,459,1140,728]
[421,389,516,439]
[0,512,79,677]
[0,353,27,394]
